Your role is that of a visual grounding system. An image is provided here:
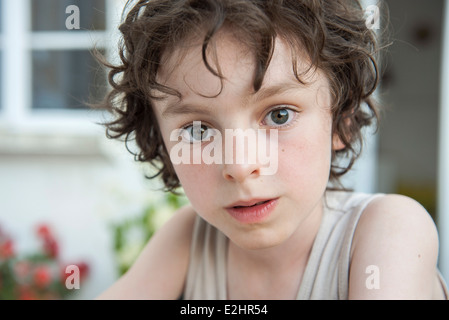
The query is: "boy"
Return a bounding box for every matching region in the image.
[97,0,448,299]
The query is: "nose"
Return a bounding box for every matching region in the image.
[222,162,261,182]
[221,128,263,182]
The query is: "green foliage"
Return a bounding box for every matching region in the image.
[112,192,188,276]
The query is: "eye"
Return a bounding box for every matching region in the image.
[263,107,297,127]
[181,122,215,143]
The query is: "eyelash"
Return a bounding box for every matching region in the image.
[261,105,300,129]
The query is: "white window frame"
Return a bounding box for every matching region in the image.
[0,0,125,136]
[438,0,449,282]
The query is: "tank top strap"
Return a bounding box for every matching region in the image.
[184,216,228,300]
[296,191,384,299]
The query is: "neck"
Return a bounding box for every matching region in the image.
[228,199,324,272]
[226,200,324,299]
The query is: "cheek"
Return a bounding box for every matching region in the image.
[174,163,209,190]
[173,163,219,208]
[277,130,333,188]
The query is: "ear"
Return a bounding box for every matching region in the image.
[332,133,345,151]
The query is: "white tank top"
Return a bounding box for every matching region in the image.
[183,191,448,299]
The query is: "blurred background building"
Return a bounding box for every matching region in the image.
[0,0,448,299]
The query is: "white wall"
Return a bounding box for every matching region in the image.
[0,125,166,299]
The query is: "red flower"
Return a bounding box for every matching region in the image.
[14,261,31,279]
[61,261,90,284]
[43,238,59,258]
[0,223,90,300]
[36,225,51,238]
[77,262,90,280]
[18,286,37,300]
[33,266,52,289]
[0,239,14,259]
[36,224,59,258]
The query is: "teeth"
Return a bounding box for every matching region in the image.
[235,200,268,208]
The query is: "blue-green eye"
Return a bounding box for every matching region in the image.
[264,107,296,127]
[181,123,214,143]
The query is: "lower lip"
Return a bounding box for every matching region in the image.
[226,199,278,224]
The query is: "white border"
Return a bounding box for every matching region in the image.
[437,0,449,281]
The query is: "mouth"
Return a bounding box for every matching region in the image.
[230,199,271,209]
[226,198,279,224]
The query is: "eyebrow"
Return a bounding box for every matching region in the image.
[161,82,303,118]
[162,102,213,118]
[251,82,302,103]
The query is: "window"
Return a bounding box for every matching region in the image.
[31,0,107,111]
[31,0,106,32]
[0,0,120,132]
[32,49,107,111]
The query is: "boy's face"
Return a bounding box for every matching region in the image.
[153,31,342,250]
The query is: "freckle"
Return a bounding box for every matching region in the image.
[418,254,421,258]
[282,149,285,152]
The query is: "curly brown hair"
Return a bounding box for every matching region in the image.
[96,0,382,192]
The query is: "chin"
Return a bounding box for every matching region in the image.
[229,229,287,251]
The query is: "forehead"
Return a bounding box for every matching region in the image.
[155,30,328,105]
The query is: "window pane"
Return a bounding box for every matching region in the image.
[32,0,106,31]
[32,50,107,110]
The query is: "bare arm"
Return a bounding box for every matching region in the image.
[348,194,441,299]
[96,205,197,300]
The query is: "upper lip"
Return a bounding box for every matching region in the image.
[226,198,277,208]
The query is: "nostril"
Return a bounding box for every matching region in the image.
[222,164,261,183]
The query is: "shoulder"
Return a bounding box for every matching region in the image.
[150,203,198,250]
[353,193,438,249]
[349,194,440,299]
[97,204,197,299]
